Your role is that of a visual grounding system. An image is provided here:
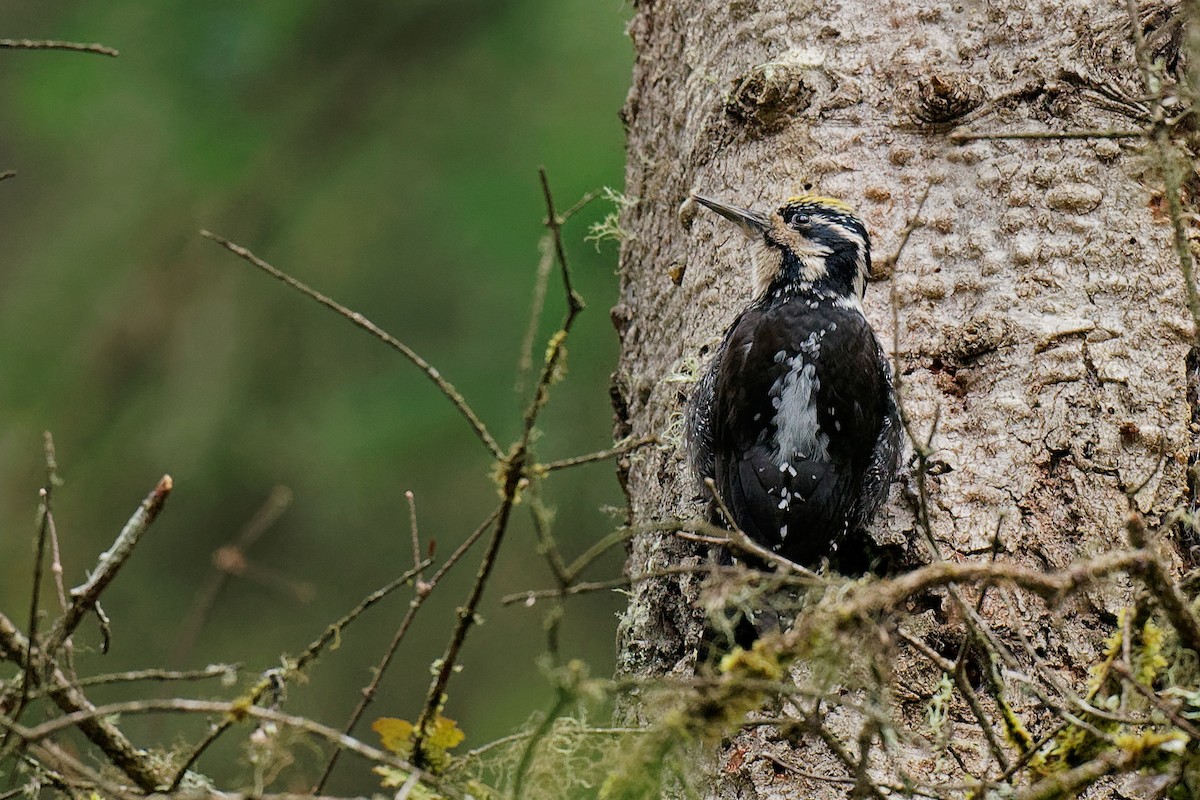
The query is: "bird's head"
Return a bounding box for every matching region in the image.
[693,194,871,300]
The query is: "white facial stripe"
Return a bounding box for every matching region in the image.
[749,239,785,296]
[825,220,865,253]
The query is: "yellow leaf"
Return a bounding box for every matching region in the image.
[372,717,415,757]
[371,714,465,773]
[427,716,466,750]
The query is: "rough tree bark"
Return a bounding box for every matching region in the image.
[612,0,1195,796]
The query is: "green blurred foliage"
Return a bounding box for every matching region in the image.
[0,0,631,792]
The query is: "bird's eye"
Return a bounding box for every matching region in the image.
[791,213,810,229]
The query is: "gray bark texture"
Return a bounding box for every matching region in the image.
[611,0,1196,796]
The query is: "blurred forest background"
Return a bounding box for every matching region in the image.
[0,0,632,792]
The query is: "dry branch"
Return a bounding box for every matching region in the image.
[0,39,118,56]
[43,475,173,658]
[201,231,504,460]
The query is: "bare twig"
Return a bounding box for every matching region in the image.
[67,665,240,691]
[517,185,601,387]
[24,739,136,799]
[0,39,118,57]
[1012,747,1145,800]
[173,485,293,664]
[406,491,427,587]
[202,231,504,460]
[42,475,172,660]
[806,710,889,800]
[410,169,585,767]
[701,479,821,578]
[539,435,657,473]
[0,171,15,183]
[7,698,450,794]
[169,558,432,790]
[517,236,556,392]
[9,434,59,741]
[463,726,642,761]
[562,527,637,581]
[295,561,431,673]
[898,628,1011,772]
[788,549,1153,642]
[529,494,571,587]
[411,470,524,766]
[45,495,69,616]
[313,507,500,792]
[539,169,585,318]
[878,181,932,277]
[0,613,166,790]
[500,563,740,606]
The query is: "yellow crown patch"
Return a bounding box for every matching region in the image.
[784,194,856,214]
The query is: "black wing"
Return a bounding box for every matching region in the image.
[709,299,893,563]
[685,351,719,494]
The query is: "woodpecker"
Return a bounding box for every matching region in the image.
[686,194,901,567]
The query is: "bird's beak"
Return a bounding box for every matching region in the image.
[692,194,770,238]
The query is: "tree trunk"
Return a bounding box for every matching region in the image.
[612,0,1195,796]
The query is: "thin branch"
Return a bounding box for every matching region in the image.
[538,168,584,317]
[538,435,657,473]
[517,236,556,392]
[201,230,504,460]
[463,726,642,761]
[294,561,431,674]
[173,485,293,664]
[6,699,450,794]
[562,527,637,582]
[877,181,932,277]
[10,434,59,741]
[661,505,823,580]
[807,711,889,800]
[788,549,1153,642]
[40,475,172,660]
[0,171,15,183]
[0,39,118,57]
[898,628,1011,772]
[411,471,522,764]
[45,494,69,616]
[559,189,601,222]
[169,558,432,790]
[411,169,585,766]
[406,491,426,587]
[1011,747,1144,800]
[528,495,570,587]
[312,506,500,792]
[0,613,166,791]
[500,562,751,606]
[69,665,240,690]
[24,739,136,800]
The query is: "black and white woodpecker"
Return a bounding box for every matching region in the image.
[686,194,901,567]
